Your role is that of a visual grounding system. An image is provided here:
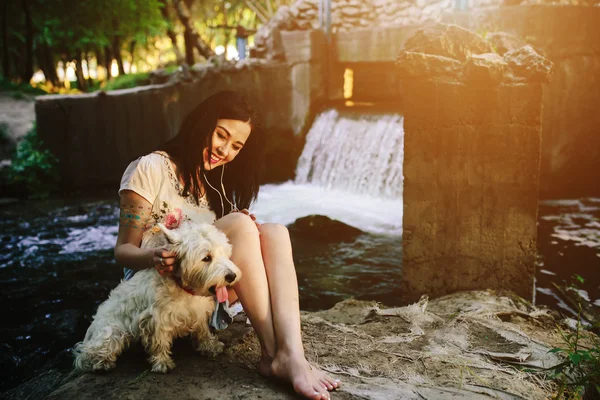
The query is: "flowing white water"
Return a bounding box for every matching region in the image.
[296,109,404,199]
[254,109,404,235]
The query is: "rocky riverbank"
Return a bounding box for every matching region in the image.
[3,290,575,400]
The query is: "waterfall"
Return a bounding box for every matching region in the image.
[294,109,404,200]
[254,108,404,235]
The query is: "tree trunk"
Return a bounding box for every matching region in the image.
[104,45,112,80]
[159,0,184,64]
[85,52,94,85]
[112,36,125,76]
[172,0,216,61]
[35,43,59,86]
[94,47,103,81]
[244,0,269,23]
[183,29,195,65]
[1,0,10,78]
[128,41,136,73]
[21,0,34,83]
[74,50,87,91]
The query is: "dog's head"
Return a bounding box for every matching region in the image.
[157,223,241,297]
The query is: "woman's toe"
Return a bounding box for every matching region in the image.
[320,379,333,390]
[313,384,329,399]
[320,376,339,390]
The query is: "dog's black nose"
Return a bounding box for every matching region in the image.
[225,273,237,283]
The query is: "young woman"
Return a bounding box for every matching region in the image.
[115,90,340,400]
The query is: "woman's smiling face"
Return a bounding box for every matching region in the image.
[203,119,252,170]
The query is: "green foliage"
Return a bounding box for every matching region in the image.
[0,78,48,97]
[549,305,600,399]
[67,79,102,93]
[4,0,294,86]
[32,0,166,54]
[4,0,166,83]
[103,72,150,91]
[8,123,60,198]
[0,123,10,145]
[164,65,179,74]
[0,124,8,137]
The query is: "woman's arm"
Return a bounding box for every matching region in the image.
[115,190,175,274]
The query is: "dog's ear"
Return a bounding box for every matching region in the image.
[157,223,182,244]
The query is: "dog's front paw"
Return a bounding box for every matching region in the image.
[195,339,225,357]
[92,360,117,371]
[150,357,176,373]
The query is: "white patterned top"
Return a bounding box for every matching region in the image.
[119,151,217,240]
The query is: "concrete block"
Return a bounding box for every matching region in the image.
[351,62,402,102]
[280,29,327,64]
[335,26,420,63]
[401,79,543,302]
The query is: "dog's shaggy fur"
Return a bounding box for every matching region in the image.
[73,223,241,373]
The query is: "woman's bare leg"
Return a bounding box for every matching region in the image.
[258,223,341,395]
[214,214,277,365]
[215,214,338,399]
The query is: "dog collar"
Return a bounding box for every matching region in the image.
[172,276,196,296]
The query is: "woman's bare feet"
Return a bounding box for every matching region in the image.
[269,351,340,400]
[312,367,341,392]
[258,353,274,377]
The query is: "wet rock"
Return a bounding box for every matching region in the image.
[400,24,494,62]
[486,31,526,55]
[252,6,292,60]
[464,52,508,83]
[2,369,69,400]
[397,24,553,86]
[48,309,84,340]
[505,45,554,83]
[287,215,363,243]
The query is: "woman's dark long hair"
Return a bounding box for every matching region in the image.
[159,90,264,217]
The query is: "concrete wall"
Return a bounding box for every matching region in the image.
[37,64,298,189]
[36,31,330,190]
[280,30,329,133]
[36,64,295,189]
[401,80,543,302]
[333,27,419,103]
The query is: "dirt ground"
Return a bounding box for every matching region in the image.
[5,290,569,400]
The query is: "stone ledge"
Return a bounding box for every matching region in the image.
[7,291,569,400]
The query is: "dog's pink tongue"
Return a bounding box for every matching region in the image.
[216,286,228,303]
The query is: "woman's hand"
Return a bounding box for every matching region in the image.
[239,208,260,228]
[152,248,178,276]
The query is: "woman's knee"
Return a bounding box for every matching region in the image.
[215,212,259,237]
[258,223,289,241]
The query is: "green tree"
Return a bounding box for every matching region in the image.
[1,0,165,88]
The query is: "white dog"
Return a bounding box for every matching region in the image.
[73,222,241,373]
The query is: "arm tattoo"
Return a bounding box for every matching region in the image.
[120,204,152,229]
